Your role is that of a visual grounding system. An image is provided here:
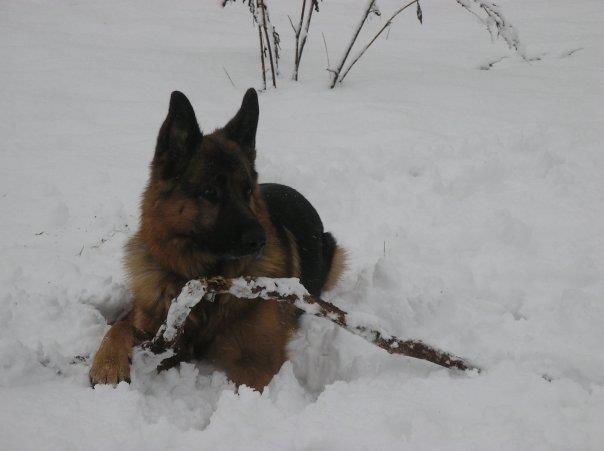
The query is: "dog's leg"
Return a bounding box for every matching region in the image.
[89,278,182,386]
[205,300,297,391]
[89,313,134,386]
[209,336,285,391]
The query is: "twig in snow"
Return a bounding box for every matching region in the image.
[560,47,582,58]
[329,0,378,89]
[331,0,525,88]
[222,0,279,89]
[257,25,267,90]
[222,66,236,88]
[288,15,297,34]
[272,23,281,75]
[321,31,330,68]
[292,0,321,81]
[144,277,479,373]
[337,0,420,86]
[292,0,306,80]
[478,55,508,70]
[258,0,277,87]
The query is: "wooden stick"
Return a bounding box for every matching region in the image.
[146,277,479,373]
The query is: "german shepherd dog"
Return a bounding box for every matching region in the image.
[89,89,345,390]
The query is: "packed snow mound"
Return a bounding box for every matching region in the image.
[1,0,603,449]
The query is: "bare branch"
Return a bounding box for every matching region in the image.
[257,24,267,90]
[272,25,281,75]
[258,0,277,87]
[329,0,377,89]
[322,31,330,68]
[297,0,307,36]
[287,14,297,34]
[338,0,419,85]
[295,0,316,79]
[222,66,236,88]
[293,0,315,81]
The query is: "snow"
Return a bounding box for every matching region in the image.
[162,280,207,342]
[1,0,603,449]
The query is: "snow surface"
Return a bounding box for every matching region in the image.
[1,0,603,449]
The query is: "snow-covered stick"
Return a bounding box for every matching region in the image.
[338,0,419,85]
[146,277,479,373]
[329,0,377,89]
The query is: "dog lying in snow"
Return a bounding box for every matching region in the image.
[90,89,345,389]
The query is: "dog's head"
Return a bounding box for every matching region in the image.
[140,89,266,274]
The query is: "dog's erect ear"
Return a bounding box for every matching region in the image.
[154,91,202,179]
[223,88,259,156]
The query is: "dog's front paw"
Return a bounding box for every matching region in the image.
[89,340,131,387]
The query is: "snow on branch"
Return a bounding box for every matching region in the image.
[144,277,480,373]
[455,0,525,57]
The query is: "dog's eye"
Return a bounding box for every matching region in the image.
[201,187,219,201]
[244,186,253,198]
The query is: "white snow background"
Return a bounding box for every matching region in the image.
[1,0,603,449]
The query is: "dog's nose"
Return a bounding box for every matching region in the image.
[240,227,267,254]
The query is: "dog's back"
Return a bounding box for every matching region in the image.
[261,183,343,297]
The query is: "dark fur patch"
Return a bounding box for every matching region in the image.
[261,183,331,297]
